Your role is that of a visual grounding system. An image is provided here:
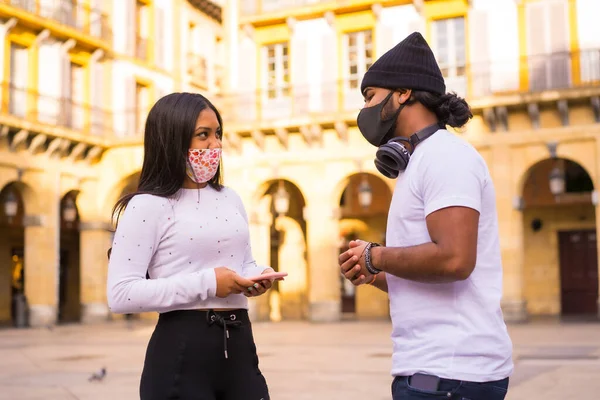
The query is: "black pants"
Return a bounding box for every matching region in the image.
[140,309,270,400]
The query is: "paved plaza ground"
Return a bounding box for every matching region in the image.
[0,318,599,399]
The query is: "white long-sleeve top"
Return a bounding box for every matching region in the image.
[106,186,265,314]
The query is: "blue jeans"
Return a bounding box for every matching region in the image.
[392,376,509,400]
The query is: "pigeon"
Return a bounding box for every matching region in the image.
[88,367,107,382]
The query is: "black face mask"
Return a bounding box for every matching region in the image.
[357,91,405,147]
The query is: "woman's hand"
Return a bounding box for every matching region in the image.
[244,268,275,298]
[214,267,257,298]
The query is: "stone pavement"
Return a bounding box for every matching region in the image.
[0,319,599,400]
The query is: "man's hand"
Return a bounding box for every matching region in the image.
[338,240,374,286]
[244,268,275,297]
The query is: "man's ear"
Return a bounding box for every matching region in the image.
[396,89,412,105]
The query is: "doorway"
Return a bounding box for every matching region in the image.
[1,184,26,327]
[558,230,599,317]
[58,192,81,324]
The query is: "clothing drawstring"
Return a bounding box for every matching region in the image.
[206,310,243,359]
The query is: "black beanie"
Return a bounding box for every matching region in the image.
[360,32,446,95]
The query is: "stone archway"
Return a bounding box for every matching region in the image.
[521,157,598,319]
[336,172,392,319]
[107,171,141,221]
[248,179,308,322]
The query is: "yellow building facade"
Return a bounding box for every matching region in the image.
[0,0,226,327]
[1,0,600,327]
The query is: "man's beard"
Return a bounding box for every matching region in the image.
[381,96,400,121]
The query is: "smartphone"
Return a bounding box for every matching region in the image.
[410,373,440,391]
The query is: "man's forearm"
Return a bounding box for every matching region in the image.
[370,273,388,292]
[370,243,467,283]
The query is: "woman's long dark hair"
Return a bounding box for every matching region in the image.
[401,89,473,128]
[112,92,224,226]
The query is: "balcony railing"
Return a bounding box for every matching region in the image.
[217,80,354,126]
[219,49,600,127]
[240,0,327,16]
[1,0,112,44]
[0,82,112,137]
[187,53,208,88]
[471,49,600,98]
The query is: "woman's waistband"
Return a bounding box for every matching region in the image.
[158,308,250,324]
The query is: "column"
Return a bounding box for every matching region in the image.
[276,215,309,320]
[79,221,112,323]
[24,213,59,326]
[304,200,341,322]
[595,201,600,320]
[247,195,272,322]
[595,140,600,319]
[493,144,528,322]
[500,209,528,322]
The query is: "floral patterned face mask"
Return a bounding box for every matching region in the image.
[186,148,221,183]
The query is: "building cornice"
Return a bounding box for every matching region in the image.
[187,0,222,24]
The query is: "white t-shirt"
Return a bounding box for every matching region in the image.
[385,129,514,382]
[106,187,265,314]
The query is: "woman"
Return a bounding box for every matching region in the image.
[107,92,273,399]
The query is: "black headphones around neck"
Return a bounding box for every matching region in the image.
[374,122,444,179]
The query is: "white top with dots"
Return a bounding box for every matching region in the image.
[106,186,265,314]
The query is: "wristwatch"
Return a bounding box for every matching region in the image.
[364,242,382,275]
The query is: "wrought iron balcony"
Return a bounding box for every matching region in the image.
[1,0,112,44]
[217,79,355,128]
[470,49,600,99]
[218,49,600,130]
[1,82,112,137]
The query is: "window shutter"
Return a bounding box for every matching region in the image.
[61,55,71,127]
[240,0,258,15]
[292,37,309,115]
[236,38,257,122]
[468,9,490,97]
[91,62,104,136]
[377,25,395,57]
[577,0,600,83]
[155,7,166,69]
[124,76,136,137]
[548,0,570,89]
[90,0,103,38]
[321,29,337,113]
[526,2,547,91]
[127,0,136,56]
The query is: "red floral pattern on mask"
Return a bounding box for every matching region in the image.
[186,148,221,183]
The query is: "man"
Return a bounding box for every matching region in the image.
[339,32,513,400]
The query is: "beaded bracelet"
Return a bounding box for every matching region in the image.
[365,242,382,275]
